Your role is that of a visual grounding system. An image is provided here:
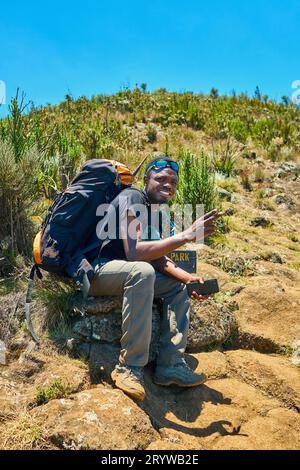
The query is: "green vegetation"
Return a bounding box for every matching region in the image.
[218,255,253,277]
[36,378,69,405]
[291,262,300,271]
[211,139,239,177]
[0,413,45,450]
[176,149,218,214]
[36,277,75,347]
[217,178,237,193]
[1,86,300,271]
[0,140,42,261]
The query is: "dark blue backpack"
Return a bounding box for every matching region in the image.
[33,159,134,279]
[26,158,138,342]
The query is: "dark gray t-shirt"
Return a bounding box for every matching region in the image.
[99,188,156,261]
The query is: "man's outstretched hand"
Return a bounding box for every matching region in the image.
[182,209,225,243]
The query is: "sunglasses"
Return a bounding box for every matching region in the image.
[147,159,179,174]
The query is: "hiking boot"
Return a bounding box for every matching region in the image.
[111,365,145,401]
[153,361,207,387]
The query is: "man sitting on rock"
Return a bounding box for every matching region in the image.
[89,156,222,401]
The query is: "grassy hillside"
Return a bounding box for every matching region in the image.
[0,86,299,272]
[1,88,300,450]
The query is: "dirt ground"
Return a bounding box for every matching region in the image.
[0,157,299,450]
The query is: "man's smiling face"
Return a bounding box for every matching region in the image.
[144,167,178,204]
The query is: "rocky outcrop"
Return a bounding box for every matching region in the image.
[276,162,300,179]
[31,387,159,450]
[68,298,162,363]
[187,300,238,351]
[250,216,271,228]
[68,296,238,362]
[234,277,300,352]
[0,293,24,342]
[225,350,300,411]
[1,311,300,450]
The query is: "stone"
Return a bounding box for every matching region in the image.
[73,315,122,344]
[69,295,238,361]
[272,194,294,207]
[269,253,285,264]
[215,172,228,182]
[0,340,6,365]
[187,301,238,351]
[72,294,122,316]
[276,162,300,179]
[234,279,300,351]
[217,187,232,201]
[250,217,271,228]
[263,188,275,197]
[70,299,162,363]
[225,350,300,411]
[31,387,159,450]
[224,207,235,216]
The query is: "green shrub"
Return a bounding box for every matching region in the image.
[36,379,69,406]
[1,87,300,264]
[211,139,239,177]
[176,149,218,215]
[7,90,29,162]
[217,178,237,193]
[0,140,42,258]
[252,119,276,147]
[186,103,205,130]
[146,125,157,143]
[228,119,248,143]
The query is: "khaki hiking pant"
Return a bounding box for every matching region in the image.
[89,259,190,368]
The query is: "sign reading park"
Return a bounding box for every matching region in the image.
[170,250,197,273]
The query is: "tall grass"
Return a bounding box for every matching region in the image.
[0,141,43,262]
[7,89,29,162]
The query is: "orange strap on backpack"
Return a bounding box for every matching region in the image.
[33,231,42,265]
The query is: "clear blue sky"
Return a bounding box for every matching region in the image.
[0,0,299,116]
